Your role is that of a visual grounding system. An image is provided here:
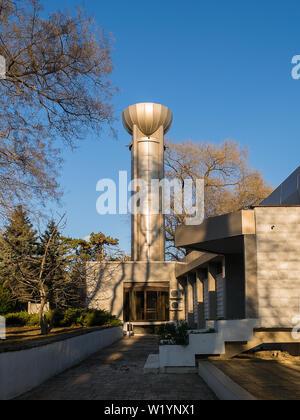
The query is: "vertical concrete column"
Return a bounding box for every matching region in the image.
[196,269,206,329]
[187,273,197,327]
[208,264,217,320]
[192,274,198,326]
[175,277,186,322]
[183,276,189,322]
[221,257,227,319]
[243,235,259,319]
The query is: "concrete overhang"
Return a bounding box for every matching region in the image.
[175,210,255,255]
[175,251,220,278]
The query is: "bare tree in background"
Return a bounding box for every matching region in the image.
[165,139,273,260]
[1,210,69,334]
[0,0,114,217]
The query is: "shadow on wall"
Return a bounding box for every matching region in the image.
[86,260,176,321]
[86,261,127,319]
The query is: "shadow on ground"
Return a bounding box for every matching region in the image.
[18,336,216,401]
[212,358,300,400]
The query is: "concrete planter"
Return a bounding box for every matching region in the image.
[159,333,224,367]
[159,320,258,368]
[0,326,123,400]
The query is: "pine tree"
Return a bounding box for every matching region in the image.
[0,206,39,304]
[0,283,15,315]
[89,232,119,261]
[39,220,66,310]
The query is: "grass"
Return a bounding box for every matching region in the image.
[0,324,122,354]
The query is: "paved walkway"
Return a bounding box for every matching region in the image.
[213,358,300,400]
[18,336,216,400]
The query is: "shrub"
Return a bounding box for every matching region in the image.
[159,321,190,346]
[5,312,31,326]
[59,309,83,327]
[48,309,64,327]
[109,318,123,327]
[27,314,40,326]
[0,285,16,315]
[50,308,122,328]
[79,310,122,328]
[4,309,122,328]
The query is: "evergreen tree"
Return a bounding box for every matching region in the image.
[0,283,15,315]
[39,220,66,310]
[89,232,119,261]
[0,205,39,304]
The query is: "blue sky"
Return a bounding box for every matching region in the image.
[42,0,300,254]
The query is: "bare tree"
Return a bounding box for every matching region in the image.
[1,211,84,334]
[0,0,114,217]
[164,139,273,260]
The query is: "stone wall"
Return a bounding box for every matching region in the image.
[255,207,300,328]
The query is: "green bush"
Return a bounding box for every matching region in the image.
[5,312,49,327]
[76,310,122,328]
[59,309,84,327]
[27,314,40,326]
[54,308,122,328]
[4,309,122,328]
[5,312,31,326]
[0,285,16,315]
[159,321,190,346]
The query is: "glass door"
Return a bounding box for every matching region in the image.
[146,291,158,321]
[124,286,169,322]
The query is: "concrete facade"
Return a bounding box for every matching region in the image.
[175,207,300,329]
[256,206,300,328]
[172,202,300,356]
[87,261,182,322]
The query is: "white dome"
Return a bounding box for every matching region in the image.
[122,102,173,136]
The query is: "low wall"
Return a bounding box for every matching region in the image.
[0,326,123,400]
[159,320,258,368]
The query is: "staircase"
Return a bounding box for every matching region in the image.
[145,319,259,371]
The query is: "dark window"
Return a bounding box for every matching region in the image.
[124,285,169,322]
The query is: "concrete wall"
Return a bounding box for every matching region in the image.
[0,326,123,400]
[86,261,179,321]
[255,207,300,328]
[28,302,49,315]
[243,235,259,319]
[176,210,255,249]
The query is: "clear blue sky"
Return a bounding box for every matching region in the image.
[42,0,300,254]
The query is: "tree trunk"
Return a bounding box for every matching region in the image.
[39,298,49,335]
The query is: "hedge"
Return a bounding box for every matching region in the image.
[4,309,122,328]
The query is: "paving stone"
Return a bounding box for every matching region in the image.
[17,336,216,400]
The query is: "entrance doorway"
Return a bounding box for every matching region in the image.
[124,283,169,322]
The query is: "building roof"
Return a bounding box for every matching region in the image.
[261,166,300,205]
[175,210,255,254]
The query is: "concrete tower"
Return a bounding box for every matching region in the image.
[122,103,173,262]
